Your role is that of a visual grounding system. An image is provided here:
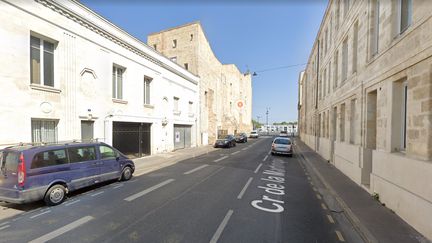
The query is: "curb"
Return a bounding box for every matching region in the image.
[295,143,379,243]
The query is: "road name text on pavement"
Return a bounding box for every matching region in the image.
[214,156,228,163]
[124,179,175,202]
[251,160,286,213]
[29,216,94,243]
[209,209,234,243]
[184,164,209,175]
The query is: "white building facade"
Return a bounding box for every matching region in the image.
[0,0,200,157]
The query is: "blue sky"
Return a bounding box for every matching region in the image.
[81,0,326,124]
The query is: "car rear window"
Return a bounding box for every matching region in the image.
[1,151,19,173]
[274,139,291,145]
[68,146,96,163]
[31,149,68,169]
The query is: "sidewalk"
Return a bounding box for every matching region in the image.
[132,145,217,176]
[295,139,430,243]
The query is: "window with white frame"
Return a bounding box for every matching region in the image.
[30,35,55,87]
[143,76,152,105]
[112,65,124,99]
[392,79,408,151]
[173,97,179,112]
[188,101,193,114]
[398,0,412,34]
[31,119,58,144]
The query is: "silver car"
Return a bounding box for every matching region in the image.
[271,137,293,157]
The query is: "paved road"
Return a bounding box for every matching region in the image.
[0,137,355,243]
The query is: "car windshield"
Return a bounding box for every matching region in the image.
[274,139,291,145]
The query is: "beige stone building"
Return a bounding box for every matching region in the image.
[298,0,432,239]
[148,22,253,144]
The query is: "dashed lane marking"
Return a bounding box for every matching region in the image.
[65,200,81,207]
[29,216,94,243]
[262,155,268,162]
[335,230,345,242]
[91,191,104,197]
[184,164,209,175]
[327,214,335,224]
[241,148,248,151]
[0,221,9,227]
[321,203,328,210]
[209,210,234,243]
[316,194,322,200]
[30,210,51,219]
[231,151,241,155]
[214,156,229,163]
[0,225,10,231]
[113,184,123,189]
[254,163,263,174]
[124,179,175,202]
[237,177,253,199]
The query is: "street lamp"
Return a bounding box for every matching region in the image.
[266,107,270,135]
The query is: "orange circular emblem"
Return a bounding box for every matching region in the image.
[237,101,244,108]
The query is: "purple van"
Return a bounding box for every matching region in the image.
[0,142,134,206]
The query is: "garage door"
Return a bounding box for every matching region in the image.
[113,122,151,158]
[174,125,192,150]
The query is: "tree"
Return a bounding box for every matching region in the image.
[252,119,262,129]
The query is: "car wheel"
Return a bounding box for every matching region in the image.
[44,184,67,206]
[121,166,133,181]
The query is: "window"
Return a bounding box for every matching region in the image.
[340,103,346,142]
[31,119,58,144]
[370,0,380,57]
[352,21,358,73]
[398,0,412,34]
[170,57,177,62]
[333,51,339,88]
[174,97,179,112]
[184,63,189,70]
[344,0,350,17]
[350,99,357,144]
[31,149,68,169]
[144,76,152,105]
[341,37,348,81]
[204,91,208,107]
[392,80,408,151]
[189,101,193,114]
[336,0,340,29]
[112,65,124,99]
[99,146,116,159]
[172,39,177,48]
[30,35,55,87]
[153,44,157,50]
[68,146,96,163]
[1,151,19,173]
[190,34,194,41]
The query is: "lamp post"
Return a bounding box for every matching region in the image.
[256,115,261,130]
[266,107,270,135]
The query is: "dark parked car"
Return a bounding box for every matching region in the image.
[0,142,135,206]
[235,133,248,143]
[214,135,236,148]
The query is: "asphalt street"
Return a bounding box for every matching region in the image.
[0,136,355,243]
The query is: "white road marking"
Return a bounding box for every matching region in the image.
[0,221,9,227]
[262,155,268,162]
[312,187,317,192]
[316,194,322,200]
[214,156,228,163]
[321,203,328,210]
[231,151,241,155]
[335,230,345,242]
[237,177,253,199]
[65,200,81,207]
[327,214,335,224]
[268,151,271,155]
[241,148,248,151]
[12,217,23,222]
[29,216,94,243]
[254,163,263,174]
[91,191,104,197]
[209,210,234,243]
[113,184,123,189]
[0,225,10,231]
[184,164,209,175]
[124,179,175,202]
[30,210,51,219]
